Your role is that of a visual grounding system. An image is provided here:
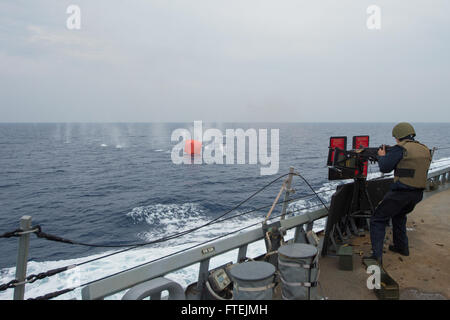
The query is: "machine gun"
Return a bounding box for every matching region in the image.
[327,135,393,180]
[322,136,395,256]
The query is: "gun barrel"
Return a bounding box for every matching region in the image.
[357,145,393,160]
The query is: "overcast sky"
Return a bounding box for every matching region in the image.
[0,0,449,122]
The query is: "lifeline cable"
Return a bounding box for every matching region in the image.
[0,229,22,239]
[0,279,19,292]
[0,189,334,293]
[428,164,450,171]
[219,190,332,224]
[430,158,450,164]
[434,146,450,150]
[293,172,329,212]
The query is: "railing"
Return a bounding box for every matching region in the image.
[80,210,327,299]
[4,164,450,300]
[425,167,450,196]
[80,166,450,300]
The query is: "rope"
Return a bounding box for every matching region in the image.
[34,228,133,248]
[0,265,78,292]
[29,288,75,300]
[0,279,19,292]
[26,265,77,284]
[0,229,22,239]
[0,227,42,238]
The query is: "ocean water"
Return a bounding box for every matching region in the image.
[0,122,449,300]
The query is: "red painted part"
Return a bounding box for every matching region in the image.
[184,140,202,155]
[328,137,347,166]
[353,135,370,177]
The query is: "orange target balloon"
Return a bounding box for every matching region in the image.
[184,139,202,155]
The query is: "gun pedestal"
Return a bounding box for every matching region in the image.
[347,177,376,236]
[322,135,392,256]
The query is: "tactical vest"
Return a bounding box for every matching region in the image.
[394,140,432,189]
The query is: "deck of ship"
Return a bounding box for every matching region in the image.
[314,189,449,300]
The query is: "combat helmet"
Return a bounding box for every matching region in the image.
[392,122,416,139]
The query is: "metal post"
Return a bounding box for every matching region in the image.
[293,225,307,243]
[14,215,32,300]
[433,176,440,187]
[196,258,210,297]
[237,244,248,262]
[306,213,315,232]
[280,167,295,220]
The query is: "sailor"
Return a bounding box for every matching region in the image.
[366,122,432,264]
